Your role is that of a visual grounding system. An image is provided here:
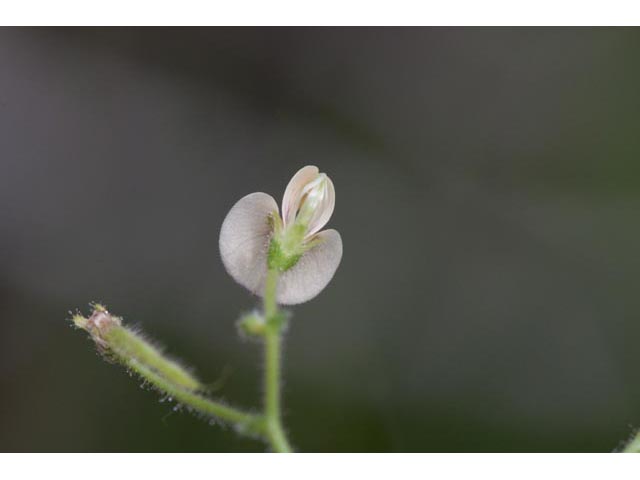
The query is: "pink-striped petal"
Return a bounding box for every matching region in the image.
[281,165,319,227]
[303,174,335,238]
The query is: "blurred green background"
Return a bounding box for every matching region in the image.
[2,27,640,452]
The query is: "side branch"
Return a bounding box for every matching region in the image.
[126,358,261,433]
[72,305,263,437]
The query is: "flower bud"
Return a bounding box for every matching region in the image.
[237,311,266,337]
[73,304,121,350]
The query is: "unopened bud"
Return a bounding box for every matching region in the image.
[237,311,266,337]
[73,304,121,350]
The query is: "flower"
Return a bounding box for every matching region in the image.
[219,165,342,305]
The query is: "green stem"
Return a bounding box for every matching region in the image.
[126,357,261,434]
[623,431,640,453]
[264,268,279,319]
[75,268,296,451]
[74,308,264,439]
[262,268,293,453]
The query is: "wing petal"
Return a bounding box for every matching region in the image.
[277,229,343,305]
[219,192,278,295]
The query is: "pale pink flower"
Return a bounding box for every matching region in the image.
[219,166,342,305]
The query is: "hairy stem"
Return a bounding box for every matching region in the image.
[264,268,279,319]
[73,308,263,440]
[75,267,297,452]
[262,268,293,453]
[623,431,640,453]
[127,357,260,432]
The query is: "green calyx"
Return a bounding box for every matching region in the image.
[266,212,315,273]
[267,239,302,272]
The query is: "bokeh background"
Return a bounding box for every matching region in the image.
[2,27,640,452]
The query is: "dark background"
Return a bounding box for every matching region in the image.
[2,27,640,452]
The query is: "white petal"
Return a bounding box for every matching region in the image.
[219,192,278,296]
[277,229,343,305]
[305,174,335,238]
[281,165,319,226]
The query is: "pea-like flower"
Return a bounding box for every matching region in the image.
[219,165,343,305]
